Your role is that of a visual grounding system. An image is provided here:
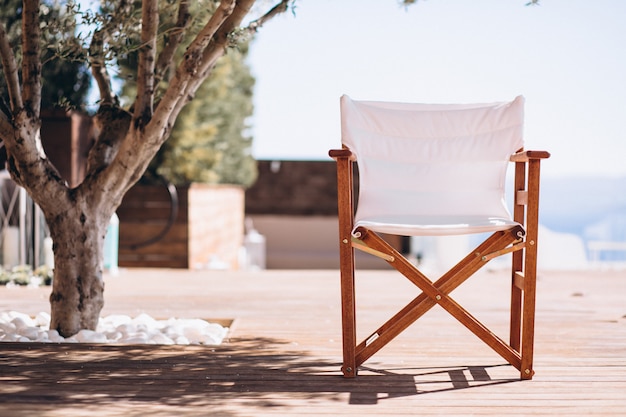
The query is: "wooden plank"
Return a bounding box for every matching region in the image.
[0,269,624,416]
[117,256,188,269]
[119,223,188,242]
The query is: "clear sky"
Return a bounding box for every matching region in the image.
[246,0,626,178]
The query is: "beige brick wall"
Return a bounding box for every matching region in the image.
[188,184,244,270]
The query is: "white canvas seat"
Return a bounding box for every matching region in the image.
[330,95,549,379]
[341,95,525,237]
[354,214,520,236]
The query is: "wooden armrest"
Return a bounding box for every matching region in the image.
[329,148,356,160]
[510,150,551,162]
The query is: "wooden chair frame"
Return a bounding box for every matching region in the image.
[329,147,550,379]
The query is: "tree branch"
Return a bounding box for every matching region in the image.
[0,21,23,112]
[147,0,237,140]
[158,0,239,127]
[243,0,291,36]
[134,0,159,124]
[152,0,291,145]
[169,0,290,122]
[195,0,290,90]
[103,0,292,201]
[195,1,255,75]
[85,106,132,182]
[21,0,42,116]
[180,0,236,75]
[154,0,191,86]
[89,30,117,107]
[0,116,12,139]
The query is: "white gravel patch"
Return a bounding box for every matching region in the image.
[0,311,228,345]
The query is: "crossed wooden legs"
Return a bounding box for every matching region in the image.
[340,225,537,380]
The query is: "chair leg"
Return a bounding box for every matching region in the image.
[330,150,358,377]
[340,243,357,378]
[520,240,538,380]
[510,252,523,351]
[519,158,542,380]
[520,265,537,379]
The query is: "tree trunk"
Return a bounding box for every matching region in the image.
[46,202,109,337]
[0,0,292,339]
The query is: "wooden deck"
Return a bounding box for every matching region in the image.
[1,267,625,416]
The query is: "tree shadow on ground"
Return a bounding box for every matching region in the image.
[0,337,518,415]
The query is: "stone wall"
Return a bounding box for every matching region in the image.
[188,184,244,269]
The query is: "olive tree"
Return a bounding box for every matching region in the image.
[0,0,291,337]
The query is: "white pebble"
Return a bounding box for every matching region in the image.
[175,336,190,345]
[11,316,34,330]
[0,311,227,345]
[98,314,132,330]
[0,322,17,334]
[75,329,108,343]
[116,323,137,336]
[18,326,39,341]
[45,329,64,343]
[149,332,174,345]
[132,313,159,327]
[197,333,221,345]
[103,331,123,341]
[34,312,51,327]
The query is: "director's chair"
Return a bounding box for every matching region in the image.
[329,95,549,379]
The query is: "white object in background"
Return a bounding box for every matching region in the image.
[103,213,119,275]
[410,235,470,277]
[244,218,266,270]
[2,226,19,268]
[43,237,54,268]
[434,235,471,275]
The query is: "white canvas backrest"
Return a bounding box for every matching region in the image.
[340,95,525,234]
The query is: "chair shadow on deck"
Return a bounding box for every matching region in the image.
[350,364,517,404]
[0,337,519,411]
